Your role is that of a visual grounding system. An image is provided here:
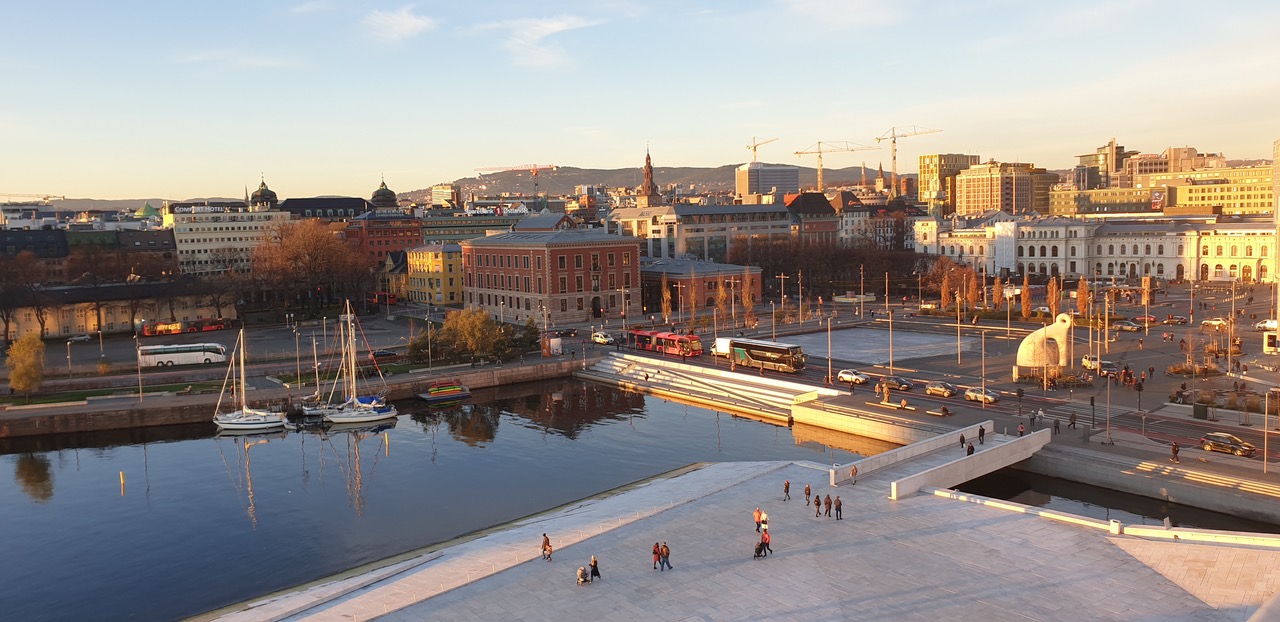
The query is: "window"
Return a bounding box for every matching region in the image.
[1108,245,1114,255]
[1145,244,1151,255]
[1119,245,1125,256]
[558,276,567,293]
[623,253,631,266]
[1018,246,1024,257]
[558,256,566,269]
[575,276,583,292]
[1097,245,1103,254]
[607,253,615,267]
[1051,246,1058,257]
[1246,246,1253,257]
[1216,246,1223,256]
[574,255,583,269]
[1158,245,1164,256]
[1231,245,1238,257]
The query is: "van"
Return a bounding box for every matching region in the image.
[712,337,732,358]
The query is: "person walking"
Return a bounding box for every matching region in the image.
[815,496,822,517]
[823,494,832,517]
[1018,423,1025,437]
[978,425,985,445]
[753,507,762,533]
[760,510,769,532]
[1068,412,1077,429]
[652,542,661,570]
[966,442,975,456]
[804,483,811,506]
[959,433,966,449]
[783,479,790,501]
[659,542,672,571]
[834,496,843,520]
[589,555,601,582]
[1053,418,1061,435]
[761,530,773,556]
[544,543,553,562]
[1171,441,1180,464]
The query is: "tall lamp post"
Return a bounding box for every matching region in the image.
[293,328,301,388]
[778,274,790,315]
[135,335,143,403]
[66,340,72,380]
[770,302,777,342]
[826,316,833,384]
[97,330,103,356]
[956,292,963,365]
[499,300,505,326]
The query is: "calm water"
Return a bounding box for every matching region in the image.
[0,379,862,622]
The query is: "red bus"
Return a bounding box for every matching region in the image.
[139,318,231,337]
[626,329,704,356]
[368,291,398,306]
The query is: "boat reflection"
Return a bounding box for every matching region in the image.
[215,429,289,528]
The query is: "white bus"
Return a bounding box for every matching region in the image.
[138,343,228,368]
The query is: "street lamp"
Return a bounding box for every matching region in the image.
[98,330,103,356]
[66,340,72,380]
[956,292,963,365]
[499,300,505,326]
[293,328,301,388]
[826,316,833,384]
[135,335,143,403]
[778,274,790,315]
[770,301,777,341]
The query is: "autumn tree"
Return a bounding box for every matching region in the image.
[715,277,730,330]
[441,307,499,364]
[1047,277,1061,318]
[740,269,757,329]
[940,271,952,312]
[966,271,980,311]
[1020,273,1032,321]
[660,273,672,324]
[991,276,1004,311]
[686,269,698,328]
[252,219,373,315]
[6,332,46,400]
[0,252,38,346]
[1077,278,1090,316]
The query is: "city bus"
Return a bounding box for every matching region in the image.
[626,329,704,357]
[367,291,398,306]
[139,318,231,337]
[727,338,806,373]
[137,343,228,367]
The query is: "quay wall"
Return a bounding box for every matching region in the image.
[0,358,596,439]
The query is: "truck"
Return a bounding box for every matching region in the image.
[712,337,732,358]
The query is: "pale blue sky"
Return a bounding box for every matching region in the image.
[3,0,1278,199]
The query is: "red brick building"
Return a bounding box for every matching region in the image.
[459,230,640,327]
[343,209,423,260]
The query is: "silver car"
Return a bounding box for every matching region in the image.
[964,387,999,404]
[837,369,870,384]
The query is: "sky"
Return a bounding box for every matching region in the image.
[3,0,1279,200]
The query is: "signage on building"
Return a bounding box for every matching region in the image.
[1150,191,1165,211]
[172,205,228,214]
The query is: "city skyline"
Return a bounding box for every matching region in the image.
[4,0,1279,200]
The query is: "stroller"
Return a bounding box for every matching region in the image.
[753,542,766,558]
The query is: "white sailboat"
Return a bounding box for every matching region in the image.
[323,302,398,425]
[213,330,287,431]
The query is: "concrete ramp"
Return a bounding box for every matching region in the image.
[890,429,1051,499]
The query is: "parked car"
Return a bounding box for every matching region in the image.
[1082,355,1100,370]
[1199,432,1256,457]
[591,332,615,345]
[368,349,397,361]
[925,380,959,398]
[1131,315,1158,325]
[1111,321,1142,332]
[1255,319,1278,332]
[1164,316,1188,325]
[559,328,579,338]
[837,369,870,384]
[964,387,999,404]
[1033,306,1051,314]
[1098,361,1120,378]
[67,334,92,343]
[881,376,914,391]
[1201,317,1231,328]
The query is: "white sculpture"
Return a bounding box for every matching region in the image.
[1016,313,1073,368]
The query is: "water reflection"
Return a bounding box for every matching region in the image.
[14,453,53,502]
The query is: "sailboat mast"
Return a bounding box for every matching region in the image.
[238,330,247,411]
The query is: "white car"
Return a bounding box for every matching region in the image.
[1034,306,1051,314]
[590,332,615,345]
[1201,317,1231,328]
[1255,319,1278,332]
[67,334,92,343]
[1082,355,1099,370]
[836,369,870,384]
[964,387,999,404]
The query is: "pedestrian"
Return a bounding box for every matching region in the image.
[824,494,832,517]
[1018,423,1025,437]
[978,425,985,444]
[1171,441,1180,464]
[761,510,769,532]
[589,555,601,582]
[966,442,975,456]
[804,483,811,506]
[1068,412,1077,429]
[761,530,773,556]
[659,542,672,571]
[783,479,790,501]
[959,433,966,449]
[1053,418,1061,435]
[544,543,553,561]
[850,465,858,485]
[1138,338,1143,350]
[834,495,843,520]
[577,566,589,585]
[652,542,660,569]
[815,497,822,517]
[753,507,762,533]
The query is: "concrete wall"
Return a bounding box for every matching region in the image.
[795,400,953,448]
[1018,446,1280,525]
[827,420,994,486]
[890,430,1051,499]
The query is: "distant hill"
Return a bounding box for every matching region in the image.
[402,164,897,203]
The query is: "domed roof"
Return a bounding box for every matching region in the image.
[134,202,159,218]
[250,180,278,206]
[371,180,398,208]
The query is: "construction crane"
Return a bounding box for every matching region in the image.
[474,164,557,195]
[875,126,942,198]
[745,137,778,163]
[793,141,879,192]
[0,193,64,203]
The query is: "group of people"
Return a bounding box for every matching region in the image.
[540,533,603,586]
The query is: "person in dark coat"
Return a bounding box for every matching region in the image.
[834,496,843,520]
[652,542,660,570]
[823,494,832,517]
[978,425,986,444]
[761,530,772,556]
[589,555,601,582]
[966,442,975,456]
[804,483,811,506]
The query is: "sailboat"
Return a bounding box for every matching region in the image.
[213,330,287,431]
[323,302,398,425]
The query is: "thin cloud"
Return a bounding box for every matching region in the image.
[779,0,904,29]
[289,1,331,14]
[364,6,438,42]
[477,15,605,69]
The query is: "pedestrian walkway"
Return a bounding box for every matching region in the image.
[211,450,1280,622]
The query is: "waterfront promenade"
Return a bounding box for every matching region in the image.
[210,435,1280,622]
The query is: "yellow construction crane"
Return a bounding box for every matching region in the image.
[745,137,779,163]
[0,192,64,203]
[793,141,879,192]
[474,164,557,195]
[875,126,942,198]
